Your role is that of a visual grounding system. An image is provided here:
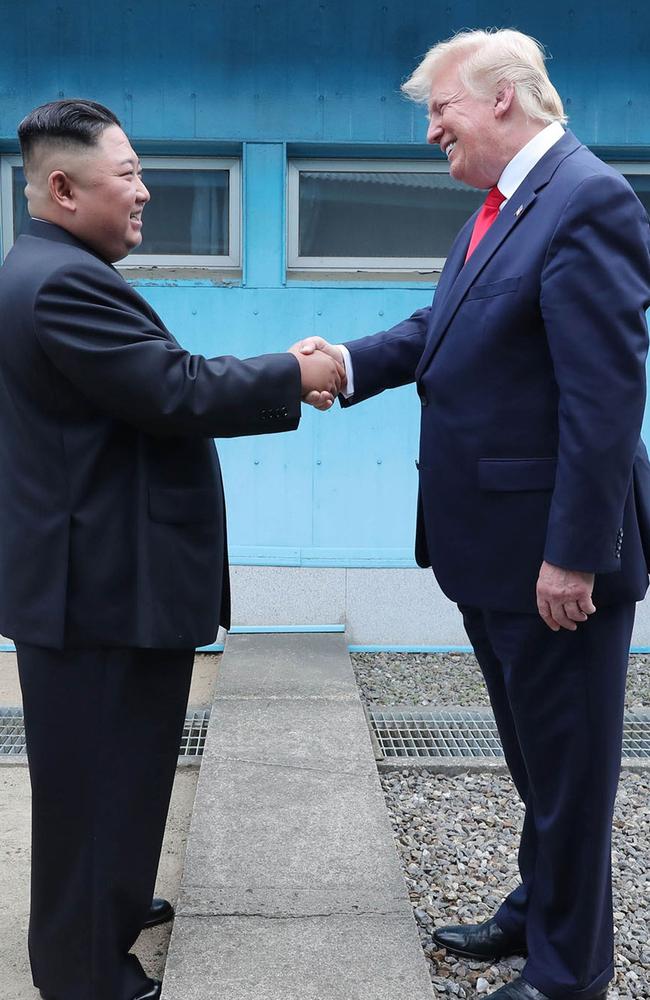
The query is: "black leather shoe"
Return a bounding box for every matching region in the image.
[486,977,607,999]
[41,983,162,1000]
[143,896,174,929]
[133,980,162,1000]
[432,916,527,960]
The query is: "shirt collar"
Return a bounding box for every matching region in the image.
[496,121,565,205]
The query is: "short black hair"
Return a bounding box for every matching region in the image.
[18,99,121,167]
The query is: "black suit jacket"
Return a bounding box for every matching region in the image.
[0,219,301,649]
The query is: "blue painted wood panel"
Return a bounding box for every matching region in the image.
[0,0,649,567]
[136,280,424,564]
[0,1,649,148]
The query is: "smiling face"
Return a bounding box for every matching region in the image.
[66,125,150,261]
[25,124,150,262]
[426,56,510,190]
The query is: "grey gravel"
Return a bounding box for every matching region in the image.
[352,652,650,709]
[353,652,649,996]
[380,769,650,998]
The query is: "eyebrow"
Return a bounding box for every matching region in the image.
[429,92,453,113]
[119,157,142,170]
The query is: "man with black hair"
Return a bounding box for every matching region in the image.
[0,99,343,1000]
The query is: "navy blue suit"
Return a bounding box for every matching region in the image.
[344,131,650,997]
[0,219,302,1000]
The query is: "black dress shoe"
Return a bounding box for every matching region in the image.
[133,980,162,1000]
[487,977,607,999]
[41,982,162,1000]
[432,916,527,960]
[143,896,174,929]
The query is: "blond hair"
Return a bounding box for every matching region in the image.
[402,28,567,126]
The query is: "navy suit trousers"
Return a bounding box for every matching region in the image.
[17,644,194,1000]
[459,602,634,999]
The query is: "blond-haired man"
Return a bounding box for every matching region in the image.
[299,29,650,1000]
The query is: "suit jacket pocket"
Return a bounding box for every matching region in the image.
[148,487,219,523]
[478,457,557,492]
[466,276,520,301]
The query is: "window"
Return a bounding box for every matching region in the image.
[287,158,483,271]
[288,158,650,274]
[1,156,241,267]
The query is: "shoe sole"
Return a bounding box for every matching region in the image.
[142,911,175,930]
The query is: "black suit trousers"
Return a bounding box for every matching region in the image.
[17,644,194,1000]
[459,602,635,999]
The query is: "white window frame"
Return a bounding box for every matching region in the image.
[287,158,460,272]
[1,155,241,268]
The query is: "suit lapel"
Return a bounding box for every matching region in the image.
[415,130,582,380]
[430,212,476,314]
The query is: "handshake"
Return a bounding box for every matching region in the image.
[287,338,345,411]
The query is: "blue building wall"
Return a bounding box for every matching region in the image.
[0,0,648,567]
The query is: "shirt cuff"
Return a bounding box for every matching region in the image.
[338,344,354,398]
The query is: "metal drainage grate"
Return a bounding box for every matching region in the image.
[181,709,210,757]
[0,708,24,756]
[0,707,211,759]
[369,707,650,761]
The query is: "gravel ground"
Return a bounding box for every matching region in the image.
[353,652,649,996]
[352,652,650,709]
[381,769,650,999]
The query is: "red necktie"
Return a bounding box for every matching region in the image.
[465,186,506,261]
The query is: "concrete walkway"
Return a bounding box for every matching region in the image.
[162,632,434,1000]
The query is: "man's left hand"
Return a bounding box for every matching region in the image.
[536,561,596,632]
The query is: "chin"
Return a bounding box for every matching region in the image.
[449,163,466,184]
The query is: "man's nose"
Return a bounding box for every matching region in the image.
[427,118,442,145]
[137,177,150,203]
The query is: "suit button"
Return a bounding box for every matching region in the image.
[419,392,428,407]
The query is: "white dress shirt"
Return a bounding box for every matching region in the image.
[339,121,565,396]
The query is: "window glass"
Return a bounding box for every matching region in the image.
[10,164,232,258]
[12,166,29,240]
[131,168,229,255]
[297,169,483,260]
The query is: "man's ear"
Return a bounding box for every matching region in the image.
[494,81,515,119]
[47,170,76,213]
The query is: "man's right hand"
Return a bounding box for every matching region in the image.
[289,338,345,410]
[287,343,344,407]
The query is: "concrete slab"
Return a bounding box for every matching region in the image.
[206,697,375,769]
[183,761,403,896]
[163,912,434,1000]
[345,567,468,646]
[214,632,357,700]
[161,633,434,1000]
[230,566,346,626]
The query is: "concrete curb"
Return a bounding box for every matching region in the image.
[161,632,434,1000]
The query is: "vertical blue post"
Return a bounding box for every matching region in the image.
[242,141,286,289]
